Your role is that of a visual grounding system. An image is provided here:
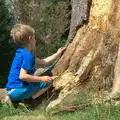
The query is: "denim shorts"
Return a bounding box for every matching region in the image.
[7,82,52,101]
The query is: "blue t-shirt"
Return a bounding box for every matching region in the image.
[6,47,35,90]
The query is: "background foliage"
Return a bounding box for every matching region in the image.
[0,0,15,87]
[15,0,70,57]
[0,0,71,87]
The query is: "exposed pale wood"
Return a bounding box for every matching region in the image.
[47,0,120,109]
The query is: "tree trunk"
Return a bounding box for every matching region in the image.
[67,0,89,41]
[47,0,120,109]
[6,0,40,23]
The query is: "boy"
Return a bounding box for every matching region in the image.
[6,24,66,101]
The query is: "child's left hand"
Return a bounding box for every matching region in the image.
[56,47,66,55]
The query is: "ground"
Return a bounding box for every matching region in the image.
[1,91,120,120]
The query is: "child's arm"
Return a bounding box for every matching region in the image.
[35,47,66,66]
[19,68,55,82]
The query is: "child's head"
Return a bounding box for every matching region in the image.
[10,24,36,50]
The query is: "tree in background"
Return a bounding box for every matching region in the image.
[0,0,13,87]
[0,0,71,87]
[9,0,71,57]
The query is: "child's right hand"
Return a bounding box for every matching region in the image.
[41,76,55,82]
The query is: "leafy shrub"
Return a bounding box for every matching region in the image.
[0,0,13,87]
[14,0,70,57]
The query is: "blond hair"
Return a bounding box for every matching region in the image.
[10,24,35,46]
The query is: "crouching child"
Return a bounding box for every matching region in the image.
[6,24,66,101]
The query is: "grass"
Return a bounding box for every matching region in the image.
[1,92,120,120]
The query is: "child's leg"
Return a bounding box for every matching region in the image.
[32,68,53,99]
[7,88,33,101]
[7,81,53,101]
[32,86,51,99]
[31,81,52,99]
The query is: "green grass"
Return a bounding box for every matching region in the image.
[1,93,120,120]
[1,103,120,120]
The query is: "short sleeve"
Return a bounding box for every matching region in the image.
[21,55,34,71]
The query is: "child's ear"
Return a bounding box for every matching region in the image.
[28,36,32,42]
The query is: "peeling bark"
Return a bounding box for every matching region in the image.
[109,39,120,98]
[47,0,120,109]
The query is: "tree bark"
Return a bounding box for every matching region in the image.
[47,0,120,109]
[67,0,89,41]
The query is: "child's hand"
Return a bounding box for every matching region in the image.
[56,47,66,55]
[41,76,55,82]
